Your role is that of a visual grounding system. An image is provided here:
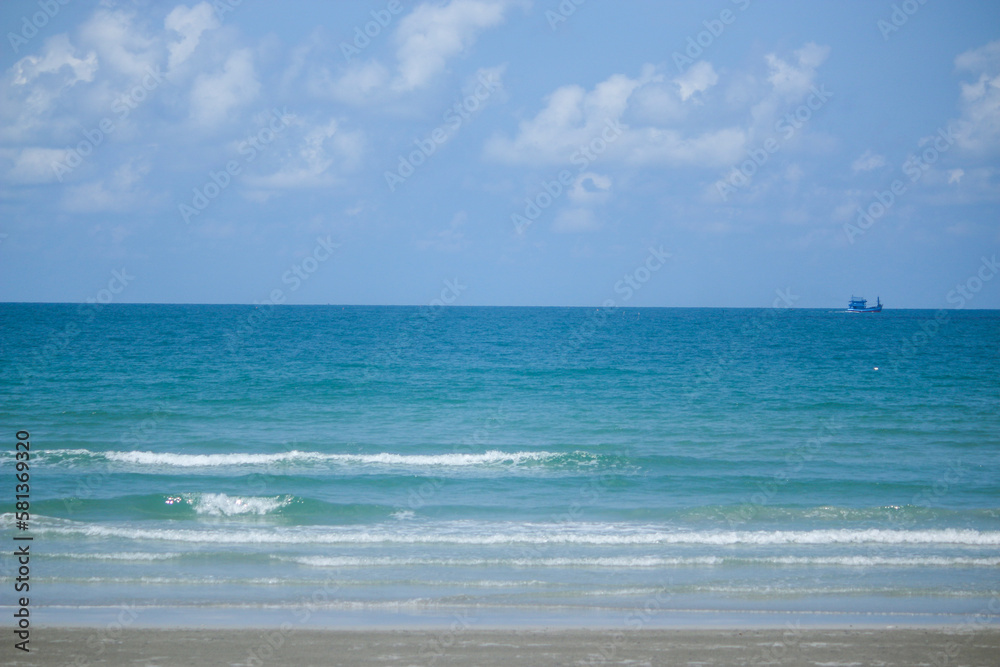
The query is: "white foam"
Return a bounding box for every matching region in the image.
[286,555,1000,569]
[98,449,570,468]
[49,552,180,561]
[184,493,292,516]
[26,519,1000,548]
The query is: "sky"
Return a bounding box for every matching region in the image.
[0,0,998,308]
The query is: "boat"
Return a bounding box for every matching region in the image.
[847,295,882,313]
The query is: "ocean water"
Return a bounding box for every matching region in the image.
[2,304,998,627]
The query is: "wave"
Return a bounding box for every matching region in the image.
[34,448,595,469]
[286,555,1000,568]
[184,493,293,516]
[13,517,1000,547]
[40,551,182,561]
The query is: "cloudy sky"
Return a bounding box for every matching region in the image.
[1,0,998,307]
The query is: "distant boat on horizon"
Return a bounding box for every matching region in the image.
[847,295,882,313]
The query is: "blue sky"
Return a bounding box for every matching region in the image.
[1,0,998,307]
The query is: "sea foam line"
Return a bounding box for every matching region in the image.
[286,555,1000,568]
[17,519,1000,547]
[183,493,292,516]
[39,449,578,468]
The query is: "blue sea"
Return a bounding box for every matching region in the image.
[2,304,998,627]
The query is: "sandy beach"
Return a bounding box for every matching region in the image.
[5,626,999,666]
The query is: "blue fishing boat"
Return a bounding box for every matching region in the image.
[847,295,882,313]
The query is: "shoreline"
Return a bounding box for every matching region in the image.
[19,601,1000,630]
[6,626,1000,666]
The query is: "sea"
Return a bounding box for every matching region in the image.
[2,303,998,628]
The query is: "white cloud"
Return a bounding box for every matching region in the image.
[852,150,886,172]
[417,211,469,251]
[11,34,98,87]
[316,61,390,105]
[78,8,159,78]
[553,207,601,233]
[62,158,151,212]
[952,40,1000,155]
[765,42,829,98]
[245,118,365,190]
[1,35,99,142]
[948,168,965,184]
[568,172,612,205]
[190,49,260,126]
[750,42,830,128]
[621,126,746,167]
[300,0,516,105]
[484,66,657,164]
[485,60,757,170]
[392,0,512,92]
[165,2,220,74]
[1,147,75,184]
[674,61,718,102]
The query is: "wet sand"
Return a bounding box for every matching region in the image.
[6,626,1000,666]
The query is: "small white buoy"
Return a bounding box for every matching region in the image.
[874,367,879,370]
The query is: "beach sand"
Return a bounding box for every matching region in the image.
[7,627,1000,666]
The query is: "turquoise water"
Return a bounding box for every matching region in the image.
[2,304,998,626]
